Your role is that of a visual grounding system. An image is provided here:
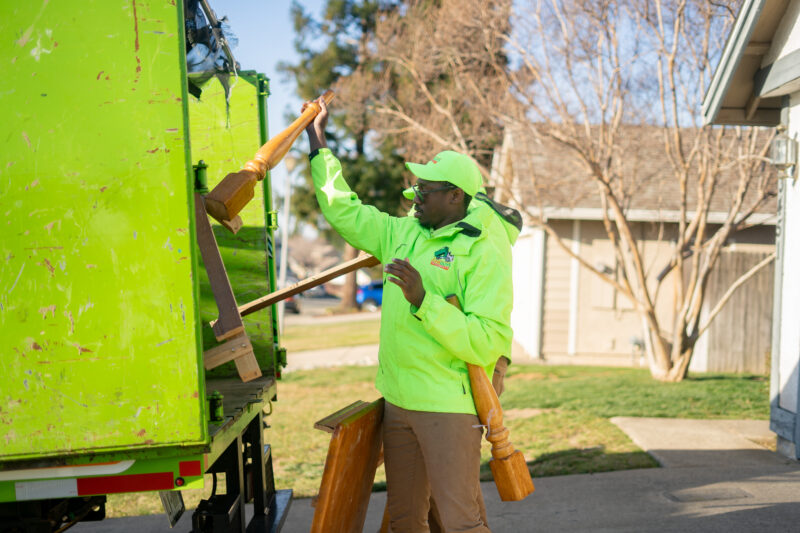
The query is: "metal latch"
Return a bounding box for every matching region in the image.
[266,210,279,230]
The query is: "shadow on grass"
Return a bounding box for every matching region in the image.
[688,374,767,382]
[479,446,658,481]
[370,447,658,492]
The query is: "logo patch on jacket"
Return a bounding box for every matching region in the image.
[431,246,454,270]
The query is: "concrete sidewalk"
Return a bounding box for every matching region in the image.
[282,310,381,373]
[283,344,380,373]
[76,417,800,532]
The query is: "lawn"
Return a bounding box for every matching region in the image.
[268,364,768,497]
[280,317,381,352]
[106,363,769,516]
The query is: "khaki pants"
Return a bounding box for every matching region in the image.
[383,401,490,533]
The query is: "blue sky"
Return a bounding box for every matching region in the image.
[217,1,325,196]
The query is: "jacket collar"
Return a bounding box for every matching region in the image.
[424,206,489,254]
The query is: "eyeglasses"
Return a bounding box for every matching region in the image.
[412,184,455,201]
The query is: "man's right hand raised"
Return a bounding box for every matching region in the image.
[303,96,328,152]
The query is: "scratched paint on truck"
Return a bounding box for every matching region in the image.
[0,1,205,460]
[188,74,277,374]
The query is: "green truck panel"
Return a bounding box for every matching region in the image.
[1,1,206,462]
[0,0,278,496]
[188,74,278,374]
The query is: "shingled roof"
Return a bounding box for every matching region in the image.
[491,125,777,224]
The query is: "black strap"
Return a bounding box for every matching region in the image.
[474,192,523,231]
[456,222,482,238]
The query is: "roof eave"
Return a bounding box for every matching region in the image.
[702,0,769,126]
[522,207,776,226]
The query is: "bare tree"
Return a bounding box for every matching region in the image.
[337,0,514,169]
[339,0,776,381]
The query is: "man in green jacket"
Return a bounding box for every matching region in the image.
[304,97,513,533]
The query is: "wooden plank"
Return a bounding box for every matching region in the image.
[744,41,771,56]
[204,332,262,383]
[311,398,384,533]
[212,322,245,342]
[745,92,761,121]
[194,192,245,341]
[313,401,369,434]
[233,349,263,383]
[211,254,380,327]
[714,108,781,127]
[203,333,253,370]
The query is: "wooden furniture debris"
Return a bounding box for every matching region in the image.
[205,90,335,230]
[311,399,384,533]
[194,193,262,383]
[446,295,534,502]
[210,253,380,328]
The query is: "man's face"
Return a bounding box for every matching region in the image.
[412,179,457,229]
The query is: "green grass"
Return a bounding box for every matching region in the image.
[106,363,769,515]
[270,364,768,496]
[482,365,768,480]
[281,318,381,352]
[501,365,769,419]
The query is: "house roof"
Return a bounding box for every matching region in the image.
[702,0,790,126]
[492,126,777,225]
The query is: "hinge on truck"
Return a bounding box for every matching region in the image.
[266,211,278,230]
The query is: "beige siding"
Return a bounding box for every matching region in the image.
[536,219,773,371]
[575,222,655,358]
[541,221,572,357]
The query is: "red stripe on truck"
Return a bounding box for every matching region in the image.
[179,460,202,477]
[76,472,174,495]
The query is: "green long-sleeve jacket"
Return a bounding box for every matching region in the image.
[310,148,514,414]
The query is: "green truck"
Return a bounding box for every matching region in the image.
[1,2,292,531]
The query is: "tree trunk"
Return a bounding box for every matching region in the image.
[644,324,694,382]
[665,345,694,382]
[339,243,360,311]
[643,324,673,382]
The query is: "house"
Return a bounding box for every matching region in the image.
[491,126,776,374]
[703,0,800,460]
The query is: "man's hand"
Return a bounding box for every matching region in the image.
[302,96,328,151]
[385,258,425,308]
[492,356,510,397]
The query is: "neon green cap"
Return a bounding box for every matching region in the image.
[403,151,482,199]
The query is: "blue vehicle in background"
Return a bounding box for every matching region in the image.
[357,280,383,311]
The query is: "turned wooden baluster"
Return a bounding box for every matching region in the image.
[204,89,335,229]
[446,295,534,501]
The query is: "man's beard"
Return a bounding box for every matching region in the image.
[415,206,433,229]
